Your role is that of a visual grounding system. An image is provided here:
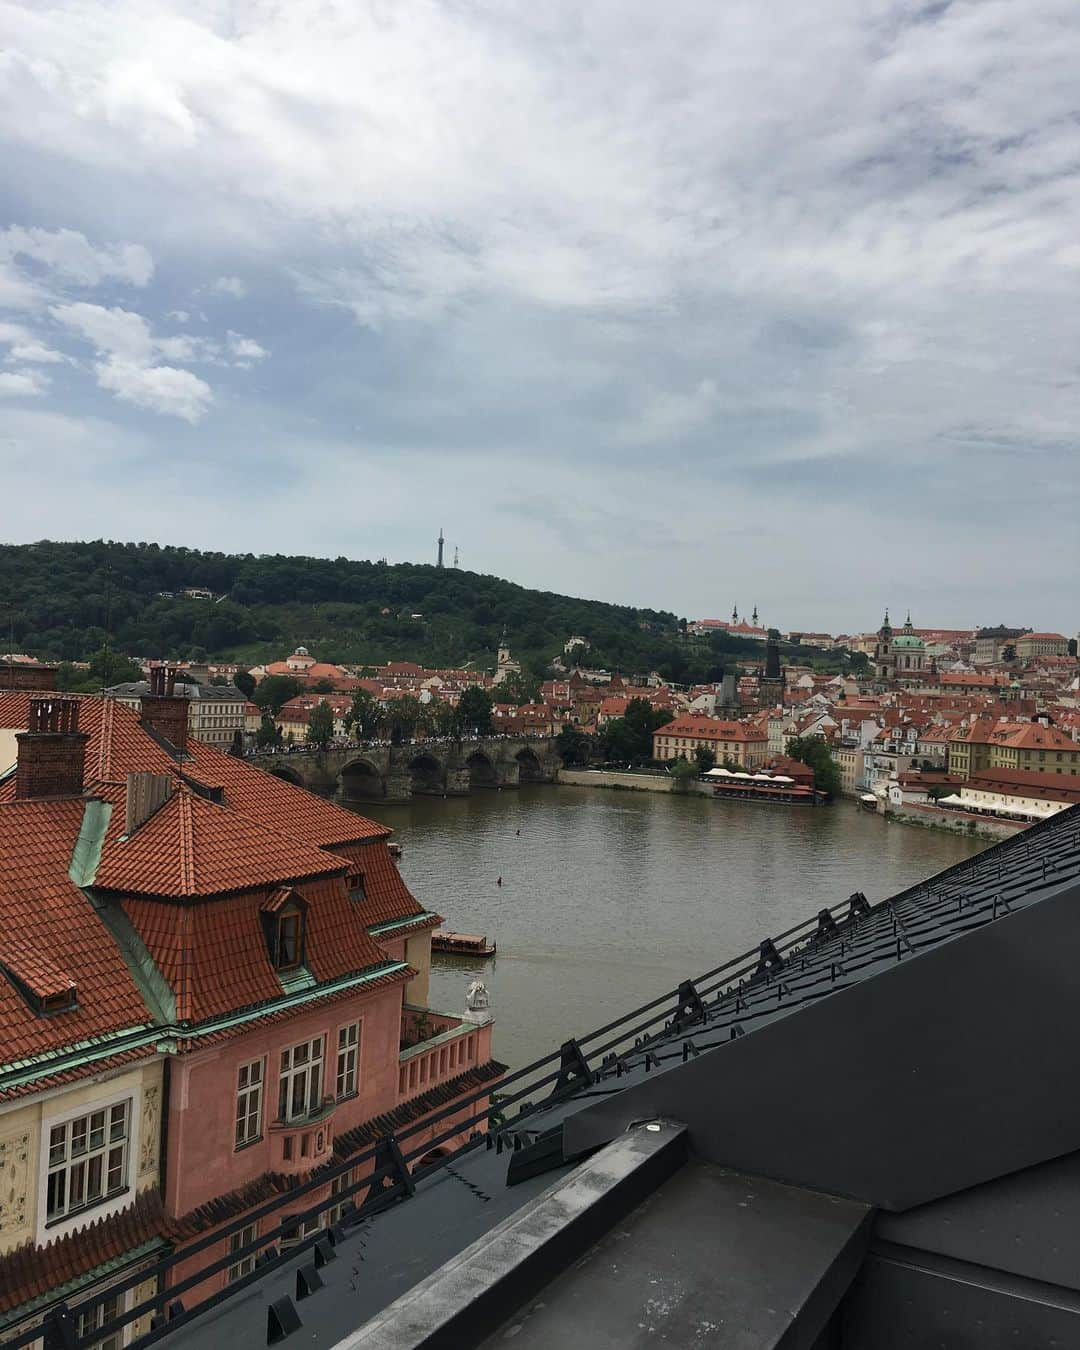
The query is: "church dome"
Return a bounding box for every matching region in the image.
[892,634,924,649]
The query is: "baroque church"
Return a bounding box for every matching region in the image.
[874,611,926,682]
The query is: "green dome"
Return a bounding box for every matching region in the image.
[892,634,925,649]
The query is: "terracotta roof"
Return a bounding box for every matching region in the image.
[654,716,767,743]
[0,800,152,1068]
[182,741,390,846]
[94,787,345,899]
[0,1187,174,1316]
[330,839,431,929]
[121,873,401,1024]
[988,723,1078,751]
[967,768,1080,803]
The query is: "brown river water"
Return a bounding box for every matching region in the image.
[360,784,983,1071]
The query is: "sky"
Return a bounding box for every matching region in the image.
[1,0,1078,635]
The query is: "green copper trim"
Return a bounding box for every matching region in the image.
[0,1237,166,1330]
[68,799,112,887]
[85,890,177,1026]
[369,911,439,936]
[0,962,410,1094]
[277,964,317,995]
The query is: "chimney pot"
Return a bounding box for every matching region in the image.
[15,697,88,800]
[139,666,188,754]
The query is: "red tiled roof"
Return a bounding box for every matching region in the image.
[183,741,390,846]
[967,768,1080,803]
[0,1187,174,1315]
[0,800,152,1067]
[330,839,433,929]
[122,873,403,1024]
[654,716,767,743]
[0,693,423,1053]
[94,787,345,898]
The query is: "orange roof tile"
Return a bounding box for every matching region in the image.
[94,787,345,898]
[0,800,151,1068]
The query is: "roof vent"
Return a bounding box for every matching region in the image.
[125,772,174,835]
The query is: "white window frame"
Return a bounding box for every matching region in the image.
[39,1083,141,1243]
[226,1221,260,1283]
[75,1287,129,1350]
[335,1022,361,1100]
[277,1036,325,1123]
[235,1058,264,1149]
[280,1212,322,1250]
[327,1169,354,1225]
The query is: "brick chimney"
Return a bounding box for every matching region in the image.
[139,666,189,754]
[15,697,89,800]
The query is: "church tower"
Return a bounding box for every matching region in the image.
[875,610,894,681]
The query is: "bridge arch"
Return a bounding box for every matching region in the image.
[408,752,446,796]
[515,747,544,783]
[339,757,385,802]
[466,750,498,788]
[269,764,304,787]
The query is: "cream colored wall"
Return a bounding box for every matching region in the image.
[405,932,432,1007]
[0,1059,162,1255]
[0,726,17,774]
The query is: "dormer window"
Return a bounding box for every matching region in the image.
[1,958,77,1017]
[276,911,303,970]
[261,887,308,972]
[41,988,78,1015]
[346,869,366,901]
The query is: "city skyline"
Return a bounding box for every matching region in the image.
[1,1,1079,629]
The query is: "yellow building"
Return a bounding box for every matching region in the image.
[948,718,1080,780]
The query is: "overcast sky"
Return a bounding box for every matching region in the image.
[1,1,1078,634]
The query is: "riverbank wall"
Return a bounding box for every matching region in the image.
[885,801,1025,841]
[558,768,711,795]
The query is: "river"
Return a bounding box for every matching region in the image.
[361,785,984,1071]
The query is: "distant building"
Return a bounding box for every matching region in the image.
[255,646,357,691]
[1015,632,1069,660]
[948,717,1080,780]
[874,612,925,682]
[492,633,522,687]
[653,716,768,769]
[181,586,214,600]
[106,678,248,748]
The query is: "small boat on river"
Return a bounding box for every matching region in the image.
[431,929,497,958]
[388,842,403,859]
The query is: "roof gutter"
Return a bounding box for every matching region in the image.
[0,961,410,1095]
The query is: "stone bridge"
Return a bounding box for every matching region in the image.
[247,737,563,803]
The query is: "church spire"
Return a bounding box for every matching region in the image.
[752,605,758,626]
[732,605,739,624]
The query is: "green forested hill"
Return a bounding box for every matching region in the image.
[0,539,759,681]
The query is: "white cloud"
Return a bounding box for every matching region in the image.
[226,330,268,365]
[0,369,49,397]
[95,358,211,422]
[8,340,66,364]
[211,276,245,298]
[0,226,152,287]
[1,1,1080,621]
[166,309,190,322]
[51,302,154,362]
[50,301,212,421]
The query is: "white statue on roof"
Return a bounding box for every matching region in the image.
[464,979,492,1024]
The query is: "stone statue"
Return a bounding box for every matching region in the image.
[465,979,490,1012]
